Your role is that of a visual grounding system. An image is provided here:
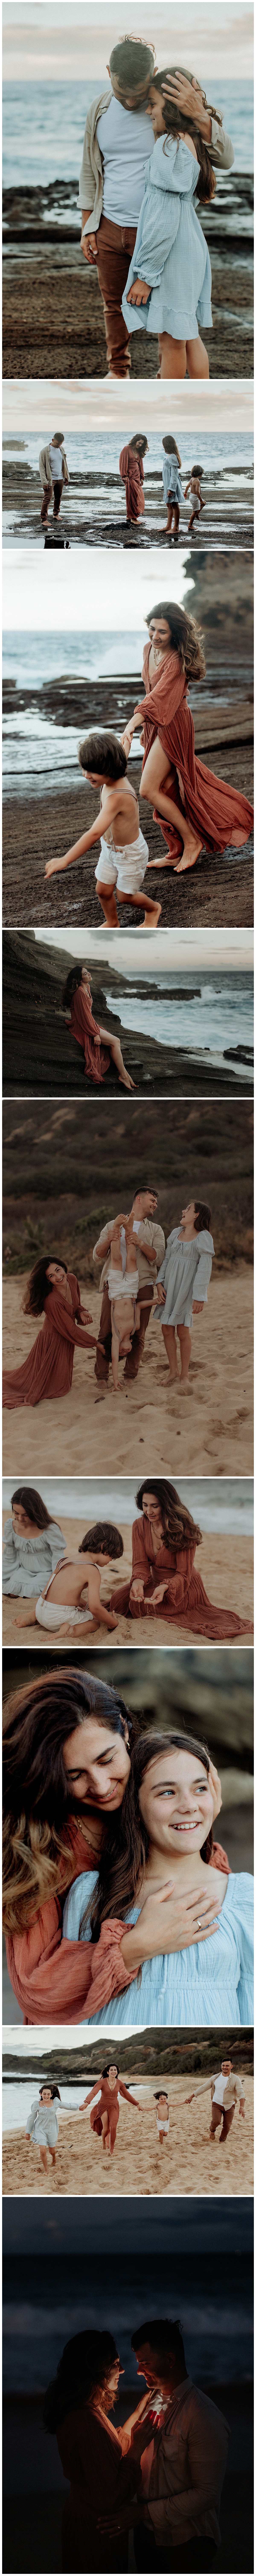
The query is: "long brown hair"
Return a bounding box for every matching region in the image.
[10,1484,58,1530]
[152,70,216,202]
[2,1667,135,1931]
[23,1257,68,1318]
[62,964,85,1007]
[83,1729,214,1944]
[44,2331,119,2434]
[135,1478,202,1551]
[146,602,205,680]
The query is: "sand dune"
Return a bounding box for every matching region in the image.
[2,1269,253,1478]
[3,2075,253,2200]
[2,1512,253,1648]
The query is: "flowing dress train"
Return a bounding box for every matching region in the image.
[138,644,254,861]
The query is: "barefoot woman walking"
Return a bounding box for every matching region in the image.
[122,602,253,874]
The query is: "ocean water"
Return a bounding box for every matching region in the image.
[3,2080,96,2134]
[3,77,254,190]
[3,2247,253,2394]
[2,432,254,478]
[3,628,149,688]
[104,971,253,1076]
[2,1476,253,1534]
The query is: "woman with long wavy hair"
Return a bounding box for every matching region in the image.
[2,1666,135,2023]
[3,1670,224,2027]
[110,1476,253,1640]
[122,600,253,875]
[2,1254,96,1411]
[63,962,135,1091]
[62,1730,253,2030]
[44,2328,139,2570]
[2,1482,67,1597]
[122,68,216,379]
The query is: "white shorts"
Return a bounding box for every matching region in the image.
[95,829,148,894]
[156,2117,169,2134]
[108,1268,139,1297]
[35,1595,94,1629]
[189,492,201,514]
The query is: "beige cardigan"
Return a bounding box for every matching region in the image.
[193,2071,245,2106]
[39,443,70,490]
[79,89,235,225]
[93,1215,165,1291]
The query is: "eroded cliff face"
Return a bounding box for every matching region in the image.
[3,931,253,1101]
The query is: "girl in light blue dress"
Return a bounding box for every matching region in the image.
[62,1729,253,2030]
[162,435,184,536]
[122,72,214,378]
[155,1195,214,1389]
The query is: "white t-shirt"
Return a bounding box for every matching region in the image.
[96,95,150,227]
[49,443,63,478]
[213,2075,235,2106]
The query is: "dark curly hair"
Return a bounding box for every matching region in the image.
[194,1202,211,1233]
[145,601,205,680]
[23,1257,68,1318]
[135,1478,202,1550]
[44,2330,119,2434]
[62,963,87,1007]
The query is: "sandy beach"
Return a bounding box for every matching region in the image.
[2,1511,253,1647]
[2,1268,253,1479]
[3,2074,253,2200]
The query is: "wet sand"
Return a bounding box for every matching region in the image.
[3,2074,253,2198]
[2,463,254,553]
[3,751,254,935]
[2,1267,253,1478]
[2,1510,253,1647]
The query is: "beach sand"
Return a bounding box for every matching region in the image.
[3,2074,253,2199]
[2,1512,253,1647]
[2,1267,253,1478]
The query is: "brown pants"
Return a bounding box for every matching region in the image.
[96,216,137,375]
[210,2102,236,2140]
[95,1280,154,1381]
[41,478,63,522]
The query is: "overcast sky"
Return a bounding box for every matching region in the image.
[3,2,253,79]
[3,383,254,437]
[3,2196,252,2256]
[2,546,192,629]
[34,926,253,970]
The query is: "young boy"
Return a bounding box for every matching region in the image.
[15,1521,123,1635]
[184,464,205,530]
[45,728,161,926]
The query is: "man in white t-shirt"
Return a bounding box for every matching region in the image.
[79,37,234,375]
[39,432,70,525]
[186,2058,246,2145]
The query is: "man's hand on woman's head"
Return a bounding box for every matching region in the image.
[161,71,212,144]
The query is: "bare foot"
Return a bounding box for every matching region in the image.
[179,1379,193,1393]
[147,856,177,872]
[174,837,203,873]
[118,1070,136,1090]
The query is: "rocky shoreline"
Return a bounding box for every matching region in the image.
[3,176,254,378]
[3,932,252,1098]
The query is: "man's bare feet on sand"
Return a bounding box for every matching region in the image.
[174,836,203,873]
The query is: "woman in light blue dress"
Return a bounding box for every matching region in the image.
[62,1729,253,2030]
[122,71,214,378]
[2,1482,66,1603]
[26,2083,61,2173]
[162,435,184,536]
[155,1194,214,1388]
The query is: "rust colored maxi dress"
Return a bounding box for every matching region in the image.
[83,2073,140,2150]
[110,1515,253,1639]
[2,1272,96,1409]
[137,643,254,861]
[119,446,145,521]
[67,985,110,1084]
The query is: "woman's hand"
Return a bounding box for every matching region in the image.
[145,1582,169,1607]
[79,1306,93,1324]
[126,278,151,306]
[156,1284,166,1304]
[121,1873,223,1975]
[130,1579,145,1601]
[192,1299,204,1314]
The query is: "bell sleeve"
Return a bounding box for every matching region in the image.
[135,178,180,289]
[25,2102,38,2134]
[2,1521,17,1585]
[131,1519,150,1581]
[193,1251,213,1301]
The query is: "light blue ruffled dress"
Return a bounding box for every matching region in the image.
[121,133,212,341]
[2,1518,66,1597]
[62,1868,253,2028]
[162,455,184,507]
[155,1227,214,1331]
